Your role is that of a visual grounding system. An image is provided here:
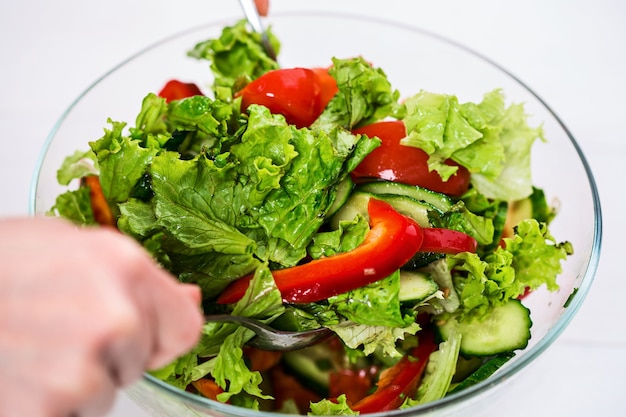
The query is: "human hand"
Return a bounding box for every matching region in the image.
[0,217,204,417]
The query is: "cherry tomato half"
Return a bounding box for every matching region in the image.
[238,67,337,128]
[158,79,204,103]
[351,120,471,196]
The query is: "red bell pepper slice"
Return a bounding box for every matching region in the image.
[329,367,377,405]
[351,328,437,413]
[421,228,477,254]
[217,198,424,304]
[191,377,225,401]
[81,175,116,228]
[351,120,471,196]
[270,366,323,413]
[158,79,203,103]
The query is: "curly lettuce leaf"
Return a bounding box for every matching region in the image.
[56,149,98,185]
[312,57,402,131]
[212,265,284,403]
[402,91,483,180]
[328,271,413,328]
[158,264,283,396]
[48,187,96,225]
[404,328,461,406]
[327,318,421,358]
[307,214,369,260]
[467,99,544,201]
[187,19,279,91]
[89,118,159,203]
[310,394,358,416]
[112,102,375,296]
[401,89,543,201]
[447,218,572,321]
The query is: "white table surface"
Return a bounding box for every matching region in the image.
[1,0,623,416]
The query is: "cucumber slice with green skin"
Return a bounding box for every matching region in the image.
[325,177,354,219]
[282,346,331,395]
[448,352,515,394]
[438,299,532,356]
[329,191,435,229]
[357,180,454,212]
[398,271,440,303]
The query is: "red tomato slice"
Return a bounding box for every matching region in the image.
[238,67,337,128]
[351,120,471,196]
[329,368,376,405]
[311,67,338,108]
[158,79,203,103]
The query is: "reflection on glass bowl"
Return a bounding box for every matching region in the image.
[30,11,602,417]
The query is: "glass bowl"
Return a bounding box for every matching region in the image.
[30,11,602,417]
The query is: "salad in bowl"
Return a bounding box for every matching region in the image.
[41,16,579,416]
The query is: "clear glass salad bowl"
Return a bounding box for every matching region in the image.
[30,11,602,417]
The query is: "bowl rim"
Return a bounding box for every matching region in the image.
[30,9,603,416]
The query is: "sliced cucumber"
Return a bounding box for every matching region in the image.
[448,352,515,394]
[357,180,454,212]
[438,299,532,356]
[282,346,331,395]
[325,177,354,219]
[398,271,440,303]
[329,191,435,229]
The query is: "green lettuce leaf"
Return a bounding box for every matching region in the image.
[328,271,413,328]
[114,102,374,296]
[402,91,483,180]
[162,264,284,395]
[48,187,96,225]
[401,89,543,201]
[504,218,573,292]
[212,265,284,402]
[327,319,421,358]
[467,99,544,201]
[310,394,358,416]
[56,149,98,185]
[405,328,461,406]
[312,57,402,131]
[307,215,369,259]
[447,218,571,321]
[89,119,159,203]
[188,19,279,91]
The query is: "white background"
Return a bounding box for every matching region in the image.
[1,0,624,416]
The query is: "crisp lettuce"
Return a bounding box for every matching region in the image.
[447,218,572,321]
[404,328,462,406]
[327,319,421,358]
[310,395,358,416]
[402,91,483,181]
[188,19,279,91]
[113,102,377,295]
[48,187,96,225]
[312,57,403,131]
[328,271,413,328]
[56,149,98,185]
[307,214,369,259]
[402,89,543,201]
[159,263,284,401]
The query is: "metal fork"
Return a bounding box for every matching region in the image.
[237,0,278,61]
[205,314,332,351]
